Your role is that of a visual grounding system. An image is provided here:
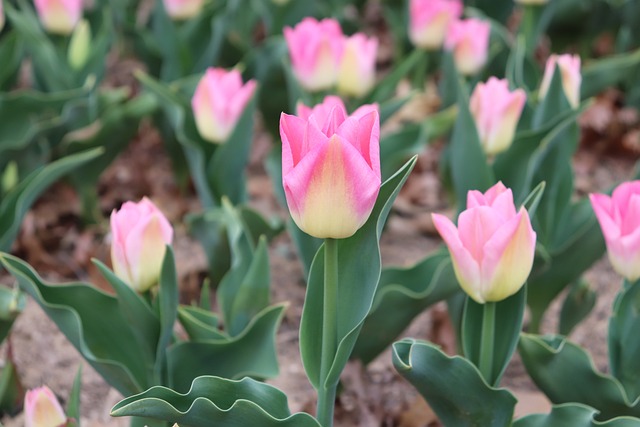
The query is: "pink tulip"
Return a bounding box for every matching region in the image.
[297,95,378,123]
[0,2,5,32]
[24,386,67,427]
[539,54,581,108]
[470,77,527,156]
[163,0,204,20]
[284,17,344,92]
[34,0,83,35]
[590,181,640,281]
[432,182,536,303]
[409,0,463,50]
[192,67,257,144]
[280,100,381,239]
[337,33,378,98]
[444,18,491,76]
[110,197,173,293]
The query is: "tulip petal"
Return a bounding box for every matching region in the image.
[590,193,620,241]
[482,209,536,302]
[124,215,168,292]
[280,113,308,172]
[283,134,380,239]
[25,386,67,427]
[432,213,483,302]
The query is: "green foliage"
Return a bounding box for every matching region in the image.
[393,339,517,427]
[111,376,321,427]
[0,245,284,403]
[137,71,257,209]
[514,404,640,427]
[352,250,459,364]
[462,288,527,386]
[300,157,417,390]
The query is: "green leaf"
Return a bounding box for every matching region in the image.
[449,77,495,209]
[300,157,417,389]
[0,32,24,91]
[111,376,321,427]
[559,279,596,336]
[187,209,232,286]
[0,149,102,252]
[0,287,25,344]
[167,304,286,391]
[609,282,640,402]
[521,181,546,218]
[66,365,83,426]
[92,259,160,372]
[581,48,640,99]
[380,106,457,180]
[462,286,527,386]
[352,250,459,364]
[156,246,179,384]
[177,305,227,341]
[392,339,517,427]
[527,200,605,333]
[0,253,148,396]
[0,356,22,415]
[532,65,573,130]
[365,49,425,104]
[208,95,257,205]
[519,334,640,419]
[515,403,640,426]
[222,236,271,337]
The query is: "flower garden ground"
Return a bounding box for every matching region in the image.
[0,92,638,426]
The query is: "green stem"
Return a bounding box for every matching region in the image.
[520,4,543,53]
[317,239,339,427]
[479,302,496,384]
[412,51,430,89]
[528,307,543,335]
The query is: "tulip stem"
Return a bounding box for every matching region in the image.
[479,301,496,384]
[317,238,339,427]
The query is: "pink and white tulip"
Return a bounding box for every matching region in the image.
[0,2,5,32]
[284,17,344,92]
[539,54,581,108]
[432,182,536,303]
[24,386,67,427]
[444,18,491,76]
[280,100,381,239]
[163,0,204,20]
[470,77,527,156]
[110,197,173,293]
[34,0,83,35]
[192,67,257,144]
[337,33,378,98]
[590,181,640,282]
[409,0,463,50]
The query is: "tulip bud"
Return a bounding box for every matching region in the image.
[432,182,536,303]
[470,77,526,156]
[336,33,377,98]
[444,18,491,76]
[280,100,381,239]
[0,1,5,32]
[162,0,204,20]
[110,197,173,293]
[409,0,463,50]
[539,54,581,109]
[590,181,640,282]
[34,0,83,35]
[284,17,344,92]
[24,386,67,427]
[67,19,91,70]
[191,67,257,144]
